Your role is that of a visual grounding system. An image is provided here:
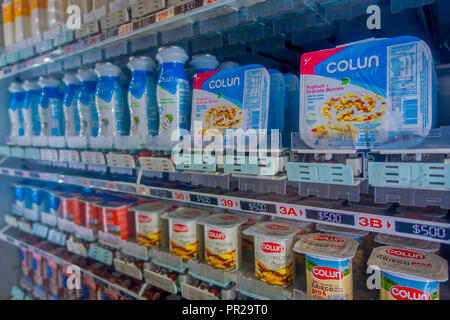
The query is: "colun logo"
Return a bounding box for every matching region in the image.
[208,77,240,89]
[390,286,431,300]
[266,224,289,231]
[260,242,284,253]
[138,215,152,224]
[208,230,225,240]
[312,235,344,243]
[326,56,380,74]
[386,248,425,260]
[173,224,189,233]
[243,219,256,227]
[312,266,343,280]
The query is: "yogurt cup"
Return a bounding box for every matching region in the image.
[367,246,448,300]
[294,233,359,300]
[316,224,369,280]
[198,213,246,272]
[243,221,300,287]
[228,210,269,253]
[374,233,440,254]
[130,202,171,248]
[78,195,104,231]
[99,200,135,240]
[59,192,82,221]
[162,207,209,262]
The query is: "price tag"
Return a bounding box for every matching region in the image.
[99,28,119,42]
[150,189,173,199]
[395,221,450,242]
[190,194,218,206]
[173,191,187,201]
[305,209,354,226]
[277,205,303,218]
[218,198,240,210]
[356,214,393,232]
[88,244,113,265]
[119,23,133,35]
[132,15,156,31]
[240,201,276,214]
[32,223,49,239]
[117,183,137,193]
[47,229,67,246]
[156,8,174,22]
[175,0,202,15]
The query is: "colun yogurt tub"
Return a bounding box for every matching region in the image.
[198,213,246,272]
[374,233,440,254]
[131,202,171,248]
[243,221,300,287]
[294,233,359,300]
[227,210,269,252]
[367,246,448,300]
[162,207,209,261]
[99,200,136,241]
[300,36,436,149]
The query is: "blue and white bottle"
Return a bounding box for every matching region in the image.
[62,72,81,137]
[127,56,159,140]
[76,69,98,137]
[22,80,41,137]
[8,81,25,137]
[38,77,64,137]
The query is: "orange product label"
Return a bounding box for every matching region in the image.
[14,0,31,18]
[30,0,48,10]
[2,1,14,23]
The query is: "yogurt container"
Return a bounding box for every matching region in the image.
[367,246,448,300]
[62,72,81,137]
[374,233,440,254]
[59,192,82,221]
[268,69,286,132]
[127,56,159,140]
[190,54,219,74]
[78,195,104,231]
[162,207,209,261]
[156,46,191,146]
[8,81,25,137]
[243,221,300,287]
[228,210,270,253]
[38,77,64,137]
[300,36,436,149]
[22,80,41,137]
[131,202,171,248]
[100,200,136,240]
[198,213,246,272]
[316,224,369,280]
[191,64,270,141]
[95,63,127,137]
[294,233,359,300]
[76,69,99,137]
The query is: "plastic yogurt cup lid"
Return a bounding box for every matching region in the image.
[367,246,448,282]
[374,234,440,253]
[396,206,448,218]
[243,221,300,241]
[316,224,369,237]
[272,217,313,229]
[294,233,359,260]
[130,202,171,214]
[199,213,246,229]
[163,207,209,221]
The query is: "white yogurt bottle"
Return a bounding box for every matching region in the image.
[62,72,81,137]
[38,77,64,137]
[127,56,159,139]
[22,80,41,137]
[76,69,98,137]
[13,0,31,43]
[8,81,25,137]
[156,46,191,146]
[2,0,15,47]
[30,0,48,38]
[95,63,126,137]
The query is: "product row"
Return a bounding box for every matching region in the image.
[10,181,450,300]
[8,35,438,150]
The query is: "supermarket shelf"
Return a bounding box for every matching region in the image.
[1,165,449,244]
[0,224,146,300]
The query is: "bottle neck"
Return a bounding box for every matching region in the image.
[161,62,185,73]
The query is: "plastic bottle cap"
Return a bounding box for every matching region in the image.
[190,54,219,71]
[63,72,80,85]
[128,56,156,72]
[9,81,24,93]
[38,77,61,88]
[219,61,240,69]
[156,46,189,64]
[76,69,98,82]
[95,62,122,78]
[22,80,40,91]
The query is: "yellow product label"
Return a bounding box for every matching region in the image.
[169,220,199,261]
[2,1,14,23]
[14,0,30,18]
[204,227,240,272]
[305,255,353,300]
[30,0,48,10]
[135,212,162,248]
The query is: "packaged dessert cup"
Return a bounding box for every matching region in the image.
[294,233,359,300]
[59,192,82,222]
[367,246,448,300]
[198,213,246,272]
[374,233,440,254]
[243,221,300,287]
[162,207,209,262]
[78,195,104,231]
[130,202,171,248]
[99,200,135,241]
[316,224,369,282]
[228,210,270,254]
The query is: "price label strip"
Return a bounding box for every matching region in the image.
[395,220,450,242]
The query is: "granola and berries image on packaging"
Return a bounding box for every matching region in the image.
[198,213,246,272]
[191,64,270,137]
[162,207,209,261]
[244,221,300,287]
[300,36,436,149]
